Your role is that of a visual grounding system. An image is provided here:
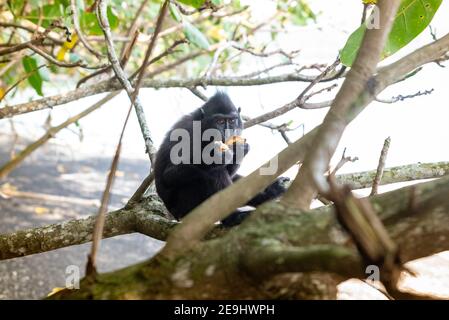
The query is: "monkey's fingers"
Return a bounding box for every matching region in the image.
[214,141,230,152]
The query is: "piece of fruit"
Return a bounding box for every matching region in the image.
[225,135,246,146]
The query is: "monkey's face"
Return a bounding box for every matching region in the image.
[203,110,243,143]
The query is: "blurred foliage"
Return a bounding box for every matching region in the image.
[0,0,444,100]
[0,0,318,100]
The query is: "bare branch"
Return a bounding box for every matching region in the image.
[330,148,359,176]
[132,0,169,103]
[1,72,330,119]
[70,0,104,59]
[370,137,391,196]
[85,0,167,275]
[243,97,332,129]
[26,43,104,69]
[243,60,340,128]
[0,22,64,45]
[95,0,157,159]
[375,89,434,104]
[86,101,133,275]
[0,41,37,57]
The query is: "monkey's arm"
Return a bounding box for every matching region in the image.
[232,175,290,207]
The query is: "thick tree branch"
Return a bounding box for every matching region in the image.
[1,162,447,261]
[50,175,449,299]
[242,175,449,280]
[0,196,173,261]
[337,161,449,190]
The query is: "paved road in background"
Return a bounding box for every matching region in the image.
[0,134,163,299]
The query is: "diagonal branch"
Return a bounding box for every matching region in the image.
[282,0,402,209]
[85,0,168,275]
[70,0,104,59]
[95,0,157,160]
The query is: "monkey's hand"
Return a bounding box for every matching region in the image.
[212,141,235,165]
[229,139,249,165]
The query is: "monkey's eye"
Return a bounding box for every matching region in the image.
[216,118,225,125]
[228,118,236,124]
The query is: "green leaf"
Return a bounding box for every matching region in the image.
[169,3,182,22]
[183,21,210,50]
[178,0,205,9]
[27,4,65,28]
[340,0,442,67]
[80,6,119,35]
[6,0,25,17]
[22,56,43,96]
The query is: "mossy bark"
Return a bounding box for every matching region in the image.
[49,176,449,300]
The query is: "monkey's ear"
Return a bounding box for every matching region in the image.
[199,107,205,119]
[237,107,241,113]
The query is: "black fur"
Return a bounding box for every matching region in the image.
[154,92,289,227]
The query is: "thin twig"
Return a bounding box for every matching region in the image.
[0,64,48,102]
[70,0,104,59]
[0,22,64,45]
[429,25,438,41]
[128,38,188,80]
[127,171,155,206]
[76,0,151,88]
[132,0,169,103]
[26,43,105,69]
[86,100,133,276]
[303,83,339,103]
[232,61,293,79]
[86,0,167,275]
[189,87,208,101]
[375,89,434,104]
[330,148,359,176]
[370,137,391,196]
[95,0,157,158]
[0,40,41,57]
[232,45,301,60]
[75,30,140,88]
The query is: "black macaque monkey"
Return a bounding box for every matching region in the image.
[154,92,289,227]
